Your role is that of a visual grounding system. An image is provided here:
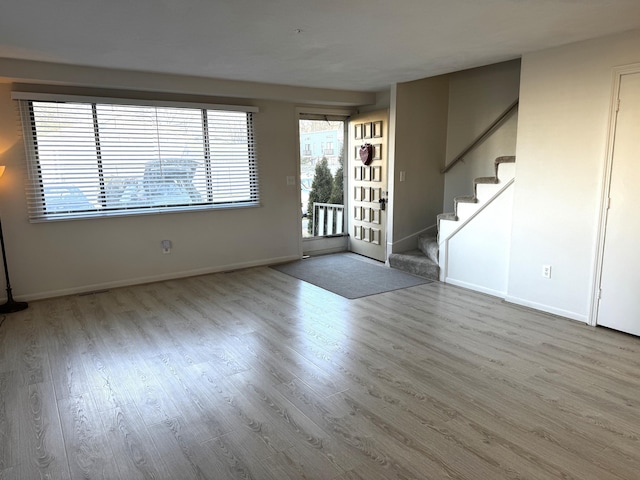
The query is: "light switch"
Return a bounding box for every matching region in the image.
[286,176,296,186]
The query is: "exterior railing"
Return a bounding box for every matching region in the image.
[312,202,345,236]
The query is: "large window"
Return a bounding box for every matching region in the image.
[16,94,259,221]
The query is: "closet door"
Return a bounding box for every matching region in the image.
[597,71,640,336]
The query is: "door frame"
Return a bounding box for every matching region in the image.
[295,107,354,258]
[590,62,640,327]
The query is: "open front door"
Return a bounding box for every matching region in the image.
[348,110,388,262]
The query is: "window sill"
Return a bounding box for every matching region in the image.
[29,202,261,223]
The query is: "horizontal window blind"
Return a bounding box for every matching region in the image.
[17,97,259,221]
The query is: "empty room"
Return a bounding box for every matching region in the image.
[1,1,640,479]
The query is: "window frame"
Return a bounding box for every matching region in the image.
[13,91,260,222]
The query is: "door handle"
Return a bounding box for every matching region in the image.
[379,198,387,211]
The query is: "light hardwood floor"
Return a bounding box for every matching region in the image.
[1,265,640,479]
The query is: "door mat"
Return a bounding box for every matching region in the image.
[270,253,431,299]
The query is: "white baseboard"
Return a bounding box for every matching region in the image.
[504,295,589,324]
[445,278,506,299]
[12,254,301,302]
[304,246,349,256]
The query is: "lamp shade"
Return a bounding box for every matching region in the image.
[0,166,5,178]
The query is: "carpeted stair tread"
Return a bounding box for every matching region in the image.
[388,250,440,281]
[454,195,477,205]
[418,234,439,264]
[496,156,516,165]
[474,176,499,184]
[437,212,457,222]
[493,156,516,177]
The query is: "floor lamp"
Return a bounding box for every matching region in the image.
[0,165,28,313]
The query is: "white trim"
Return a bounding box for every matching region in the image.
[440,179,514,245]
[7,254,300,302]
[590,62,640,327]
[302,244,349,257]
[445,278,506,299]
[295,112,304,259]
[505,295,588,324]
[28,201,261,223]
[295,110,350,257]
[11,90,259,112]
[302,234,349,256]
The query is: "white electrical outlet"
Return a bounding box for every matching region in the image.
[161,239,172,254]
[542,265,551,279]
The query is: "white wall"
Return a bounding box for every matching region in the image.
[507,29,640,322]
[0,63,374,301]
[444,185,514,297]
[443,60,520,212]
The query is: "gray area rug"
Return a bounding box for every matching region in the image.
[271,253,431,299]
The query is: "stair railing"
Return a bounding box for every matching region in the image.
[441,98,519,174]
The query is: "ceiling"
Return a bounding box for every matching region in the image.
[2,0,640,92]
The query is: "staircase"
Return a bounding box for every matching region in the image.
[389,155,516,282]
[388,233,440,280]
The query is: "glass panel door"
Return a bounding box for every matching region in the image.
[299,119,345,238]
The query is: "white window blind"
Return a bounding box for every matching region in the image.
[16,96,259,221]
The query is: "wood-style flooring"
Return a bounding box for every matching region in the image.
[1,265,639,479]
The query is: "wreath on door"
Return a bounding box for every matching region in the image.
[359,143,373,165]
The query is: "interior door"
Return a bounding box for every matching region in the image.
[347,110,388,262]
[597,71,640,336]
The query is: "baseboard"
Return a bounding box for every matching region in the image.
[445,278,506,299]
[303,246,349,257]
[302,235,349,257]
[504,295,589,324]
[10,254,301,302]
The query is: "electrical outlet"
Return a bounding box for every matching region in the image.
[542,265,551,279]
[161,239,172,254]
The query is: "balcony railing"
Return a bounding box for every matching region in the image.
[312,202,345,236]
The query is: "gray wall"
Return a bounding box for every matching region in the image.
[443,60,521,212]
[0,61,373,300]
[388,75,449,253]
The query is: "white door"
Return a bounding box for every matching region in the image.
[597,71,640,336]
[347,110,388,262]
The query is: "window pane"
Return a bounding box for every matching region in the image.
[31,102,99,213]
[207,110,255,203]
[96,104,206,209]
